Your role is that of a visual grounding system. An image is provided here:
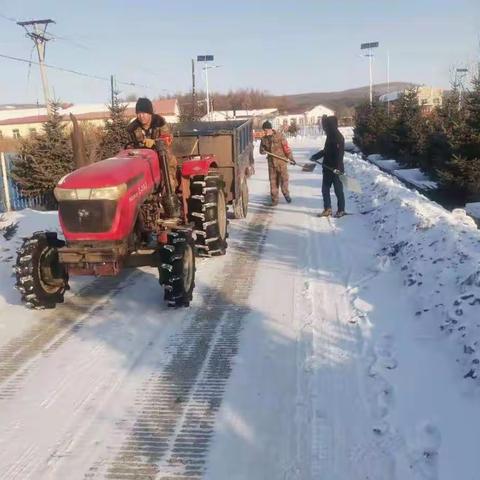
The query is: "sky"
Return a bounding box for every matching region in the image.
[0,0,479,105]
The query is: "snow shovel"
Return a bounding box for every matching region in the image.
[263,150,316,172]
[308,158,363,194]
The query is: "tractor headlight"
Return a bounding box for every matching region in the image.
[90,185,127,200]
[54,187,78,201]
[54,184,127,201]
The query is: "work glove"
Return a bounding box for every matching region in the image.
[144,138,155,148]
[290,158,296,166]
[333,169,341,175]
[309,155,316,161]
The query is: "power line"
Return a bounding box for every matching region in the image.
[0,52,151,89]
[0,13,17,23]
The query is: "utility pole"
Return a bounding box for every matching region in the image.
[387,50,391,116]
[17,19,55,115]
[110,74,115,106]
[191,59,196,118]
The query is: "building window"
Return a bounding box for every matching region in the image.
[12,129,21,139]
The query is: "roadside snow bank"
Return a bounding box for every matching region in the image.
[393,168,438,191]
[347,153,480,383]
[368,155,402,172]
[366,155,438,191]
[466,202,480,225]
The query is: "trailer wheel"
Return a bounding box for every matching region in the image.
[15,232,68,309]
[188,172,228,257]
[159,230,196,307]
[233,178,249,219]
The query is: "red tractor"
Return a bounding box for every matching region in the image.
[14,140,228,309]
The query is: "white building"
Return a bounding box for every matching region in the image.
[201,108,278,122]
[305,105,335,125]
[0,99,180,138]
[379,86,443,113]
[273,104,335,130]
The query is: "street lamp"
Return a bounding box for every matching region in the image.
[361,41,379,105]
[197,55,215,118]
[203,64,222,118]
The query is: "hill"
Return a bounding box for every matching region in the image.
[275,82,415,116]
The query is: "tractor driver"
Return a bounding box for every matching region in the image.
[127,97,178,190]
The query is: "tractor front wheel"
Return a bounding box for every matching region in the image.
[188,172,228,256]
[15,232,68,309]
[159,230,196,307]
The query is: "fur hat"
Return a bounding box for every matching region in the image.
[135,97,154,115]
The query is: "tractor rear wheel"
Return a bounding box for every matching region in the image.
[233,178,249,219]
[159,230,196,307]
[15,232,68,309]
[188,172,228,257]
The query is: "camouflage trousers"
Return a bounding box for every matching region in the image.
[268,159,289,201]
[167,151,178,191]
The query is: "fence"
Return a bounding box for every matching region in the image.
[0,152,47,213]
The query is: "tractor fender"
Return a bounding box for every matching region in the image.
[181,154,217,178]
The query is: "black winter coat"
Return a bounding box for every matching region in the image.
[311,116,345,172]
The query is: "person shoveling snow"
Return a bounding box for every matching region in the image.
[259,121,293,206]
[310,115,347,218]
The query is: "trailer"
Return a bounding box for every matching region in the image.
[172,120,254,219]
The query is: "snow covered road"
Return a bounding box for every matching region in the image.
[1,137,480,479]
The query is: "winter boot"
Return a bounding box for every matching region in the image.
[334,210,346,218]
[317,208,332,217]
[284,194,292,203]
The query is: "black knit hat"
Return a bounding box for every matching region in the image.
[136,97,154,114]
[262,120,272,130]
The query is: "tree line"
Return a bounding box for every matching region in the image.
[11,92,130,204]
[353,79,480,202]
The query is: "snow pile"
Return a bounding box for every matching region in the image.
[393,168,438,192]
[367,154,438,191]
[347,153,480,383]
[368,154,402,173]
[466,202,480,223]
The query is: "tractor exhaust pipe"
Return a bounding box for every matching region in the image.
[155,139,181,218]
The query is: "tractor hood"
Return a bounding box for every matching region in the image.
[57,149,160,190]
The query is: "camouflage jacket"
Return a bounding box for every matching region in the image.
[259,130,293,163]
[127,114,173,146]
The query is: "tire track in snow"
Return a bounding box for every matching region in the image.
[0,272,138,398]
[86,203,273,480]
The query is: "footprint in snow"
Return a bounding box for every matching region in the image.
[408,422,441,480]
[375,334,398,371]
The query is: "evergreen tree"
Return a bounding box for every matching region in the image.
[436,77,480,198]
[353,100,391,155]
[11,102,73,205]
[423,88,464,175]
[436,155,480,200]
[389,87,424,166]
[98,90,131,160]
